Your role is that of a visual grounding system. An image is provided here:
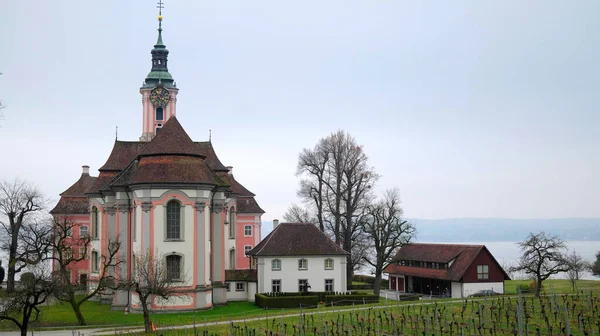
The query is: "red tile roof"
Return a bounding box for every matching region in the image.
[128,155,217,185]
[248,223,348,256]
[139,117,206,158]
[195,142,228,172]
[99,141,147,171]
[59,173,97,196]
[50,197,90,215]
[383,243,487,282]
[219,173,255,197]
[236,197,265,214]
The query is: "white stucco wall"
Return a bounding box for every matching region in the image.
[257,256,346,293]
[451,282,463,298]
[463,282,504,296]
[226,282,249,301]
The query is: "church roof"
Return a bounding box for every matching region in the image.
[139,117,205,158]
[195,142,228,171]
[59,172,97,196]
[99,141,147,171]
[129,155,217,185]
[51,172,97,214]
[218,173,255,197]
[236,197,264,214]
[248,223,348,256]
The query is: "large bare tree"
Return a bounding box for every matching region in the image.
[564,250,588,292]
[283,203,316,223]
[0,179,47,292]
[296,130,378,285]
[510,231,569,297]
[126,251,183,333]
[50,216,122,325]
[0,270,55,336]
[362,189,415,295]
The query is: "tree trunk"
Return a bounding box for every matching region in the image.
[535,277,542,297]
[20,306,30,336]
[7,233,18,292]
[373,272,382,296]
[70,298,86,325]
[140,296,152,332]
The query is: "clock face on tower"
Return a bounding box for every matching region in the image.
[149,86,170,107]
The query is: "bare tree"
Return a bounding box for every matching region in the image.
[283,203,316,223]
[592,250,600,277]
[50,216,122,325]
[510,231,569,297]
[362,189,415,295]
[0,270,55,336]
[565,250,588,292]
[297,145,329,232]
[296,130,378,285]
[126,251,183,332]
[0,179,47,292]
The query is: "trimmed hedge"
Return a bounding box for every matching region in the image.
[255,293,318,308]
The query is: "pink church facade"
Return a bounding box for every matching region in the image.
[50,13,264,311]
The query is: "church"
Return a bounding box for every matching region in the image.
[50,10,265,310]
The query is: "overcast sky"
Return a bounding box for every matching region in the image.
[1,1,599,222]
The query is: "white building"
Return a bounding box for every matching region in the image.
[247,221,350,294]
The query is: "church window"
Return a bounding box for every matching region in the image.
[166,254,182,281]
[271,259,281,271]
[166,200,181,240]
[156,124,163,134]
[228,207,235,239]
[156,107,164,121]
[244,245,252,255]
[91,206,99,239]
[80,225,88,238]
[229,249,236,269]
[244,225,252,236]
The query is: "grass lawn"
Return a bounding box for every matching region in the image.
[2,279,597,332]
[504,279,600,294]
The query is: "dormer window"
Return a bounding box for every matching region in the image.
[156,107,164,121]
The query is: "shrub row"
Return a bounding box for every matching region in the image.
[256,291,379,308]
[255,293,318,308]
[348,284,374,290]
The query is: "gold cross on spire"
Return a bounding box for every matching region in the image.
[157,0,164,23]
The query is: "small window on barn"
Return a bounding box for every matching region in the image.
[477,265,489,280]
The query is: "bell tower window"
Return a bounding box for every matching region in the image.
[156,124,163,134]
[156,107,164,121]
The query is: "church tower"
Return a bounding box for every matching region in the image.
[139,6,179,141]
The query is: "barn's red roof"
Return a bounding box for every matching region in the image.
[383,243,509,282]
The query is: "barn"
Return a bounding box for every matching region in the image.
[383,243,510,298]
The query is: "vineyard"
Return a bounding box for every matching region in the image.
[137,291,600,336]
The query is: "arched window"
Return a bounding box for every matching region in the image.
[166,200,181,240]
[91,206,98,239]
[229,249,236,269]
[166,254,182,281]
[156,107,164,121]
[271,259,281,271]
[228,206,235,239]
